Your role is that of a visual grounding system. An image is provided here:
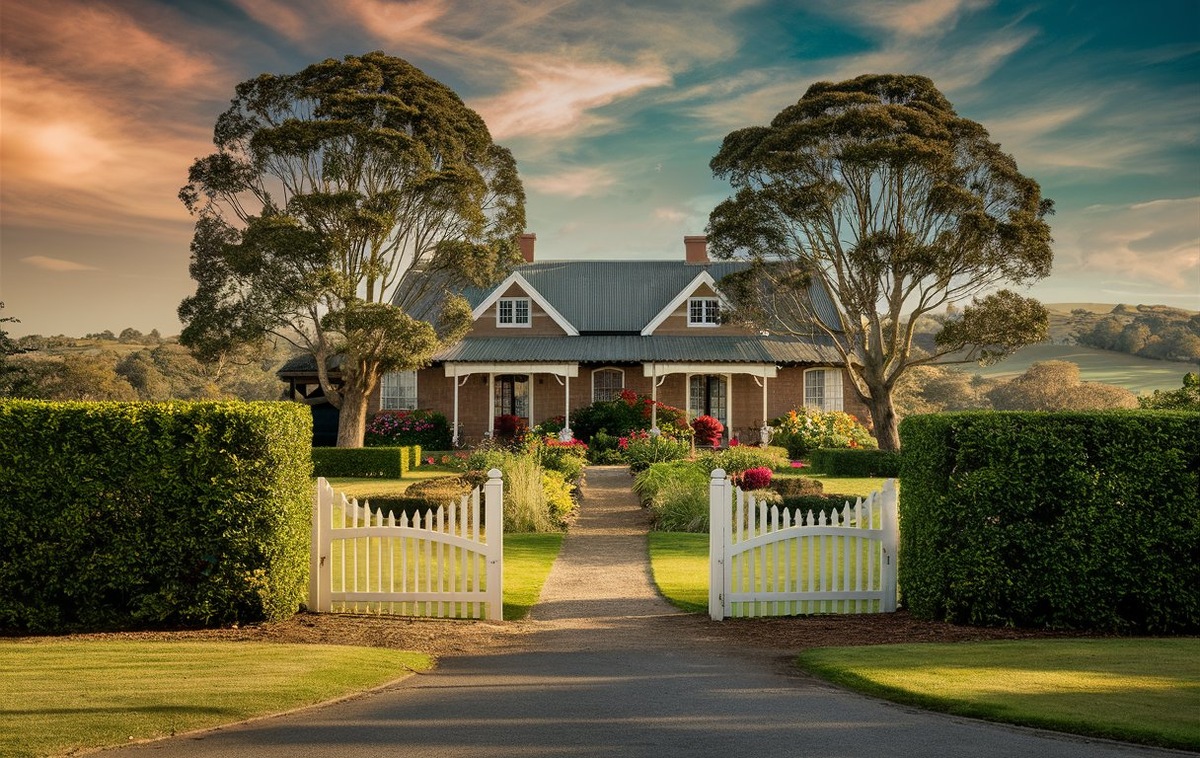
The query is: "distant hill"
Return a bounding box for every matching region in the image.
[940,303,1199,395]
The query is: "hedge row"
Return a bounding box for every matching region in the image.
[311,446,420,478]
[808,448,901,477]
[0,400,313,633]
[898,410,1200,633]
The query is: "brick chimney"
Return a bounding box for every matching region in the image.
[684,235,708,264]
[519,233,536,263]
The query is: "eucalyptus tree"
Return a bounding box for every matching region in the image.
[180,52,525,446]
[708,74,1053,450]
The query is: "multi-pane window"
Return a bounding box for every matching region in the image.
[804,368,843,412]
[592,368,625,402]
[381,370,418,410]
[497,297,531,327]
[687,297,720,326]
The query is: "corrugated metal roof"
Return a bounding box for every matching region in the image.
[434,335,841,364]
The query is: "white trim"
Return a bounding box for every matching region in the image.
[641,270,733,336]
[591,367,625,402]
[496,297,531,328]
[444,362,579,378]
[471,271,580,336]
[643,362,776,378]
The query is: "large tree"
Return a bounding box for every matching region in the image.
[179,52,525,446]
[708,74,1053,450]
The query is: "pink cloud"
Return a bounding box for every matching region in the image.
[21,256,101,273]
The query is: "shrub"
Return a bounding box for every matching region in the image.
[570,390,689,443]
[779,494,867,520]
[898,410,1200,633]
[362,475,474,522]
[632,459,708,503]
[807,448,900,477]
[770,476,824,498]
[621,432,691,473]
[526,436,588,484]
[0,400,312,632]
[712,445,789,475]
[365,409,450,450]
[770,409,877,458]
[737,466,773,490]
[587,430,624,464]
[691,414,724,447]
[541,470,576,526]
[312,446,409,478]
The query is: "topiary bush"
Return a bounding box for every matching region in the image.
[770,476,824,498]
[807,448,900,477]
[0,400,312,632]
[312,446,409,478]
[898,410,1200,633]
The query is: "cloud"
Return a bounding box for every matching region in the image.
[1054,198,1200,292]
[826,0,994,38]
[526,167,619,198]
[474,59,671,140]
[654,207,688,223]
[21,256,100,273]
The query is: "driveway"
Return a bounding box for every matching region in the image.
[108,467,1179,757]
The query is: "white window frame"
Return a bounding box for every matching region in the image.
[591,367,625,403]
[804,368,843,412]
[497,297,531,328]
[687,297,720,327]
[381,370,418,410]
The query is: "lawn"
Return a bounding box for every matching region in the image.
[0,531,562,758]
[0,640,432,758]
[969,342,1192,394]
[796,639,1200,751]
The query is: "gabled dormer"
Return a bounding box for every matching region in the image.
[470,270,579,337]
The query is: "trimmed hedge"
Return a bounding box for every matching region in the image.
[0,400,312,633]
[898,411,1200,633]
[312,446,410,478]
[808,448,901,477]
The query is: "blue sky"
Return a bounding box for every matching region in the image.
[1,0,1197,336]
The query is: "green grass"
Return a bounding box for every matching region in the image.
[796,639,1200,751]
[503,532,565,620]
[775,471,889,499]
[326,467,460,499]
[0,640,431,758]
[970,342,1194,394]
[648,532,709,612]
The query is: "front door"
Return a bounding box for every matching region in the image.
[689,374,728,434]
[494,374,530,434]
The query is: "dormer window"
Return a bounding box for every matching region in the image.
[497,297,531,327]
[688,297,720,327]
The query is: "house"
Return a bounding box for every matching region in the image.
[359,234,868,446]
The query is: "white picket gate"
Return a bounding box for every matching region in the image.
[708,469,898,620]
[309,469,504,621]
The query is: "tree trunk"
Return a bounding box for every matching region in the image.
[336,384,370,448]
[865,392,901,452]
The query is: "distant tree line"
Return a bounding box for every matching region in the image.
[1073,305,1200,362]
[0,306,289,402]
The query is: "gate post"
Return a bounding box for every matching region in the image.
[709,468,730,621]
[880,478,899,612]
[484,468,504,621]
[310,478,332,613]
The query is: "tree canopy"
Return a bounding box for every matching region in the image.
[179,52,525,446]
[708,74,1053,450]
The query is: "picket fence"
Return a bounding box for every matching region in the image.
[309,470,504,620]
[708,469,898,620]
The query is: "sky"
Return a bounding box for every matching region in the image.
[1,0,1198,337]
